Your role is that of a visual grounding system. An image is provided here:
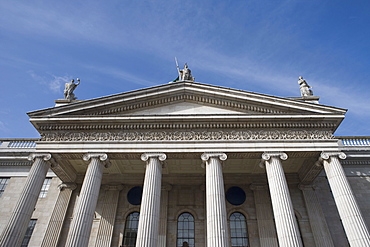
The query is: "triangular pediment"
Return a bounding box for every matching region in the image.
[126,102,248,115]
[28,81,346,117]
[28,81,347,134]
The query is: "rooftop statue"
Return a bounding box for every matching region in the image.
[64,78,80,100]
[179,63,195,81]
[298,76,313,97]
[174,58,195,82]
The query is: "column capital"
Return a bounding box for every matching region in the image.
[298,184,316,191]
[201,152,227,162]
[28,153,58,167]
[28,153,52,161]
[58,182,77,191]
[261,152,288,161]
[320,152,346,161]
[83,153,111,168]
[161,183,172,191]
[140,153,167,162]
[250,184,268,191]
[101,184,124,191]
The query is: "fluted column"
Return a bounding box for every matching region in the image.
[136,153,166,247]
[95,184,123,247]
[158,183,172,247]
[250,184,278,247]
[201,152,229,247]
[261,152,303,247]
[0,153,53,247]
[41,182,77,247]
[321,152,370,246]
[299,184,334,247]
[65,153,110,247]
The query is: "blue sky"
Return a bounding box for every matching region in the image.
[1,0,370,138]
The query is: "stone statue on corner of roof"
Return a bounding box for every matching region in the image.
[298,76,313,97]
[64,78,80,100]
[179,63,195,82]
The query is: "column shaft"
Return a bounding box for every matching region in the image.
[95,185,122,247]
[136,153,166,247]
[202,153,229,247]
[41,183,76,247]
[0,154,51,247]
[251,185,279,247]
[262,153,303,247]
[299,185,334,247]
[65,154,108,247]
[321,152,370,246]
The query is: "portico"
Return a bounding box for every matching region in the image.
[1,81,369,246]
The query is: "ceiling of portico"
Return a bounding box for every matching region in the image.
[55,151,320,180]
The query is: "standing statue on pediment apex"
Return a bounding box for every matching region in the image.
[64,78,80,100]
[298,76,313,97]
[174,58,195,82]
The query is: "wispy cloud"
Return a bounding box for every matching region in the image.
[82,65,155,87]
[28,70,70,93]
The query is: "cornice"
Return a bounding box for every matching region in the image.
[86,93,286,116]
[38,121,337,131]
[40,129,334,142]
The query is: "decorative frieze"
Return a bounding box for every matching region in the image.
[40,130,333,142]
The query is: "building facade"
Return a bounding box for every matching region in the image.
[0,81,370,247]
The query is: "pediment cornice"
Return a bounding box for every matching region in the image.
[28,82,347,118]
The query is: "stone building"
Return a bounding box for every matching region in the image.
[0,78,369,247]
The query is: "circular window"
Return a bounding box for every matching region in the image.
[226,186,246,205]
[127,186,143,205]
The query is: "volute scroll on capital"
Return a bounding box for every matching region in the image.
[82,153,111,168]
[58,182,77,191]
[102,184,124,191]
[320,152,347,161]
[201,152,228,162]
[261,152,288,161]
[140,153,167,162]
[28,153,57,167]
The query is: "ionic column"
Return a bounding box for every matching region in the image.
[95,184,123,247]
[299,184,334,247]
[136,153,166,247]
[201,152,229,247]
[41,183,77,247]
[261,152,303,247]
[250,184,278,247]
[158,183,172,247]
[0,153,53,247]
[65,153,110,247]
[320,152,370,246]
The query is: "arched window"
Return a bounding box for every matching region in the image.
[230,212,249,247]
[177,212,195,247]
[122,212,140,247]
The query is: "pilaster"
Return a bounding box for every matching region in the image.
[201,152,229,247]
[320,152,370,246]
[136,153,166,247]
[41,183,77,247]
[65,153,110,247]
[250,184,278,247]
[95,184,123,247]
[261,152,303,247]
[298,184,334,247]
[0,153,53,247]
[158,183,172,247]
